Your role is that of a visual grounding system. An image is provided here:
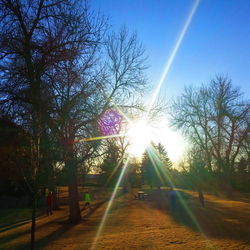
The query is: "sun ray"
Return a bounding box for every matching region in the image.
[146,145,165,185]
[90,1,207,249]
[146,144,215,248]
[147,145,173,184]
[91,156,131,250]
[105,157,124,186]
[145,0,200,119]
[74,133,126,143]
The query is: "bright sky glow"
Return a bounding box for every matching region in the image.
[128,0,200,161]
[152,118,188,163]
[127,0,200,163]
[127,120,153,157]
[93,0,199,163]
[127,117,187,163]
[91,1,202,248]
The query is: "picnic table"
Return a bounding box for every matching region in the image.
[135,190,148,200]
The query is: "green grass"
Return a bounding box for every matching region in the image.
[0,208,43,228]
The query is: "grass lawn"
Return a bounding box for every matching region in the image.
[1,188,250,249]
[0,208,33,228]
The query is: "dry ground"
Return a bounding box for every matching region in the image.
[1,188,250,250]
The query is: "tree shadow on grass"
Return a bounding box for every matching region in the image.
[0,204,97,250]
[0,204,114,250]
[147,189,250,245]
[0,219,31,233]
[193,198,250,243]
[0,227,31,249]
[147,190,200,230]
[0,208,44,233]
[81,199,108,220]
[0,214,69,250]
[33,200,109,249]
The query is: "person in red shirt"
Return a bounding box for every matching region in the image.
[46,191,53,215]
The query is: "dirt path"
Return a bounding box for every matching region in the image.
[44,190,250,250]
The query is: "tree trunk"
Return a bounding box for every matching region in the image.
[66,154,81,224]
[225,166,233,198]
[52,185,59,210]
[68,175,81,223]
[49,164,59,210]
[30,196,36,250]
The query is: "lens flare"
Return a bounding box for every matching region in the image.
[146,0,200,118]
[105,157,124,186]
[91,157,130,250]
[127,120,153,157]
[146,144,214,248]
[90,1,203,249]
[98,109,123,136]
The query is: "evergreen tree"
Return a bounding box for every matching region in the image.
[141,143,172,189]
[99,142,122,187]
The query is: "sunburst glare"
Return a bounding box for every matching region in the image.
[127,120,153,157]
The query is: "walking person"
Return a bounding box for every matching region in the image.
[198,189,205,207]
[168,187,177,212]
[84,190,92,210]
[46,191,53,215]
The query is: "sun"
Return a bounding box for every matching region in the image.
[126,117,187,162]
[127,120,153,157]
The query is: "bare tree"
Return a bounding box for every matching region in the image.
[99,27,147,107]
[171,76,250,194]
[0,2,151,241]
[48,25,150,224]
[0,0,106,247]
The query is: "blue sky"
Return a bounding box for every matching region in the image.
[92,0,250,100]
